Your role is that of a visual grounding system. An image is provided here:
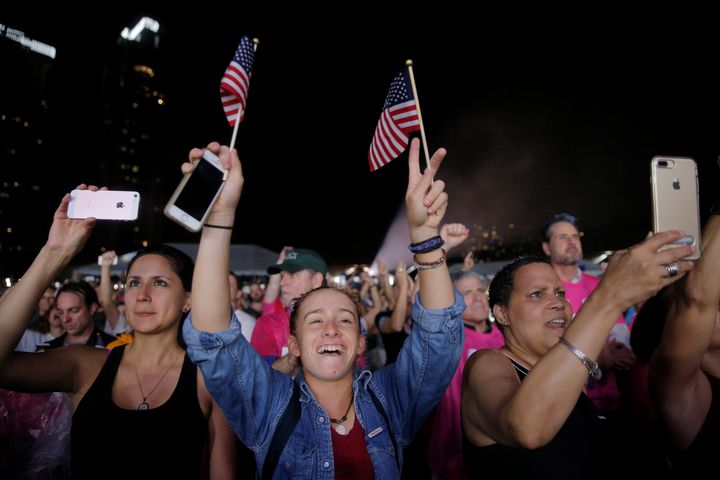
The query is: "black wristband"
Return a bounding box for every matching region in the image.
[408,235,444,254]
[203,223,233,230]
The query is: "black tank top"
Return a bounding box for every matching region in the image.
[463,355,612,480]
[71,345,208,479]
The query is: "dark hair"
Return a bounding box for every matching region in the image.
[540,213,579,243]
[288,286,361,336]
[126,245,194,292]
[488,256,550,310]
[57,281,98,309]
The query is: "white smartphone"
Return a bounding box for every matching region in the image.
[67,190,140,221]
[98,255,119,266]
[650,156,701,260]
[164,149,227,232]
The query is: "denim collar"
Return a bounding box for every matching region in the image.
[294,368,374,403]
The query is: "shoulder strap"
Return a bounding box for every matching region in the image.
[367,387,401,471]
[262,382,301,480]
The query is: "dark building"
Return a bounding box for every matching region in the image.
[0,22,55,280]
[91,16,169,253]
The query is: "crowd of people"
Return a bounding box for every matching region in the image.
[0,137,716,479]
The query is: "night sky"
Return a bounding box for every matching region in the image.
[4,10,720,273]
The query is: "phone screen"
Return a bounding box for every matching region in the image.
[174,158,225,221]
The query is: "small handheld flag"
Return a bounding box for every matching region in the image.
[368,68,420,172]
[220,36,256,127]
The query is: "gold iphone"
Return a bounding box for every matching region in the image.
[650,156,701,260]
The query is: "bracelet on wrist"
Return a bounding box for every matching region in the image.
[409,235,444,254]
[203,223,234,230]
[558,337,602,380]
[414,249,447,270]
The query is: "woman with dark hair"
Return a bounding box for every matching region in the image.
[183,138,464,478]
[461,233,694,480]
[0,187,237,479]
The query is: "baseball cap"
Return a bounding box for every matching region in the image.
[267,249,327,275]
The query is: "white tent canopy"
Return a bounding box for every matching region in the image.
[72,243,279,278]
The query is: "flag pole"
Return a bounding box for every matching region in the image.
[229,38,259,151]
[405,59,431,171]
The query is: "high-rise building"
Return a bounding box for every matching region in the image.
[0,22,55,280]
[92,16,168,252]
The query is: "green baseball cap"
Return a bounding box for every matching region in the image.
[267,249,327,275]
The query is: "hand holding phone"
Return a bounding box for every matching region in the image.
[164,149,228,232]
[98,253,119,266]
[68,190,140,221]
[650,156,701,260]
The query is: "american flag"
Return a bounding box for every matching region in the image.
[220,36,255,126]
[368,69,420,171]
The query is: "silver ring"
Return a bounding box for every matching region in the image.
[665,262,679,277]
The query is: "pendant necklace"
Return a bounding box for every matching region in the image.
[329,396,354,436]
[131,346,176,411]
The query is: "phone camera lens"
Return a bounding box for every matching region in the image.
[658,160,668,167]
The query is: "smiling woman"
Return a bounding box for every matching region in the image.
[0,192,239,479]
[183,138,464,479]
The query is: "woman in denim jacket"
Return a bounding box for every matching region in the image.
[183,138,464,479]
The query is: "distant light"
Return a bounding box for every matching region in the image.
[5,278,11,288]
[142,240,148,247]
[1,25,56,59]
[6,227,12,233]
[157,98,164,105]
[120,17,160,42]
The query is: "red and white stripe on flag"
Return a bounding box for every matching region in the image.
[219,36,255,127]
[368,100,419,171]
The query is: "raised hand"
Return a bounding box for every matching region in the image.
[278,246,294,264]
[440,223,470,251]
[600,230,695,311]
[46,184,97,259]
[405,138,448,242]
[184,142,244,219]
[100,250,117,267]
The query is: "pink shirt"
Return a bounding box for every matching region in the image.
[250,299,290,358]
[427,324,505,479]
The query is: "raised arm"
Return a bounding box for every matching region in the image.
[405,138,453,309]
[98,250,120,331]
[190,143,244,332]
[263,246,292,305]
[650,215,720,449]
[464,231,694,448]
[0,187,96,372]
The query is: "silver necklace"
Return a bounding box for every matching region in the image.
[329,396,354,435]
[131,346,176,411]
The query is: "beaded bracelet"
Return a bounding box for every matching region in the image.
[408,235,445,254]
[414,250,447,270]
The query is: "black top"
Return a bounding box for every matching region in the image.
[671,374,720,476]
[377,310,409,365]
[463,355,612,480]
[71,345,208,479]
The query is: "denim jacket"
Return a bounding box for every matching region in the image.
[184,290,465,479]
